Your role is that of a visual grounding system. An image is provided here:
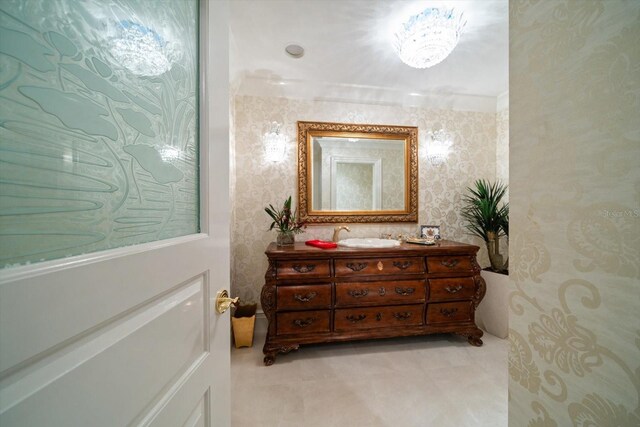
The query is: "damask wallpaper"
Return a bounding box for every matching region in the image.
[509,1,640,426]
[335,163,374,210]
[231,95,500,306]
[497,107,509,201]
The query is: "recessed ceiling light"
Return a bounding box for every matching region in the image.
[285,44,304,58]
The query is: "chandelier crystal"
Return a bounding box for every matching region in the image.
[394,8,466,69]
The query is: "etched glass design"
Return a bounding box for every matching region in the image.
[0,0,199,268]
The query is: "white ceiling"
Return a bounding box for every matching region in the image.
[230,0,508,112]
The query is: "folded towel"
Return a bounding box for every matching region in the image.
[305,239,338,249]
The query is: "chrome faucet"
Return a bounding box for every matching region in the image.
[332,225,350,242]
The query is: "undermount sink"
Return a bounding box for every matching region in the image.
[337,238,401,248]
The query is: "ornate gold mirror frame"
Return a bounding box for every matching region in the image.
[298,121,418,223]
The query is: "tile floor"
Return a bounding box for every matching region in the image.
[231,322,508,427]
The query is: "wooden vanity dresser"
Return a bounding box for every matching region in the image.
[260,240,486,365]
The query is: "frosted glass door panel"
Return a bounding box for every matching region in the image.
[0,0,199,268]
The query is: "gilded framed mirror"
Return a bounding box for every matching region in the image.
[297,121,418,223]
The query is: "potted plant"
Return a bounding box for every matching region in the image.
[461,180,509,339]
[460,179,509,273]
[265,195,305,246]
[497,204,508,271]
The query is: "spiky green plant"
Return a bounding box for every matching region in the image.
[498,204,509,238]
[264,195,305,234]
[461,180,509,272]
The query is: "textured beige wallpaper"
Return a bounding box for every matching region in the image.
[335,163,374,210]
[497,108,509,201]
[509,1,640,426]
[231,95,498,305]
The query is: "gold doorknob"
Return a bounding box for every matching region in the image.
[215,289,239,314]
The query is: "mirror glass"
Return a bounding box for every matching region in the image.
[298,122,418,223]
[311,137,405,211]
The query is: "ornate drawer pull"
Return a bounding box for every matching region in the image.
[292,264,316,273]
[440,308,458,317]
[392,261,412,270]
[393,312,412,320]
[293,292,317,302]
[293,318,315,328]
[346,262,368,272]
[378,287,386,296]
[395,287,415,296]
[377,261,384,271]
[440,259,460,268]
[376,312,382,321]
[348,288,369,298]
[444,285,463,294]
[346,314,367,323]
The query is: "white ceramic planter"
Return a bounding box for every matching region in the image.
[475,270,510,339]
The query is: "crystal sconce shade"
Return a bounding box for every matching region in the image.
[264,122,287,162]
[427,129,453,166]
[394,8,466,69]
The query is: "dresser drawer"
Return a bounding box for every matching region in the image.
[429,278,476,301]
[427,256,473,273]
[334,305,423,331]
[335,280,426,307]
[277,285,331,310]
[276,259,331,279]
[426,301,473,324]
[277,310,330,335]
[335,257,424,277]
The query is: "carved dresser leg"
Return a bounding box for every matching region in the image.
[453,328,484,347]
[260,280,278,366]
[262,344,300,366]
[263,353,276,366]
[467,328,484,346]
[262,342,279,366]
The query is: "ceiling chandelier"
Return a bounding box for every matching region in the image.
[394,7,466,69]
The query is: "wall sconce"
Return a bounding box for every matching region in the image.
[264,122,287,162]
[427,129,453,166]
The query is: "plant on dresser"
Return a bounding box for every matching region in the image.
[264,195,306,246]
[260,240,486,365]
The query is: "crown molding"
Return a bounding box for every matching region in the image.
[236,75,501,113]
[496,91,509,112]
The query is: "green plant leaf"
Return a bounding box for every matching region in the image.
[461,179,509,242]
[264,195,305,234]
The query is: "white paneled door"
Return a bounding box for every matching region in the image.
[0,1,231,426]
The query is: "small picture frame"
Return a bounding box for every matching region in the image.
[420,225,441,240]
